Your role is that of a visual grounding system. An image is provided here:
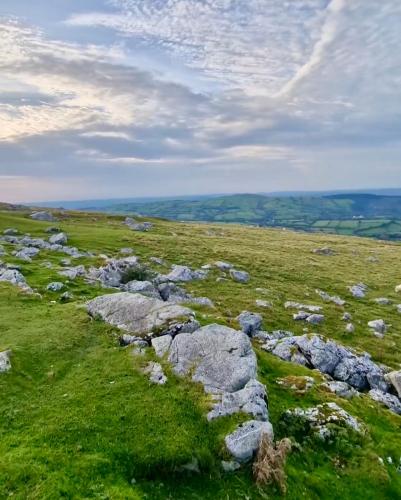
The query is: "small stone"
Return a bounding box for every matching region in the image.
[306,314,324,325]
[342,312,352,321]
[374,298,392,306]
[0,350,12,373]
[229,269,250,283]
[49,232,68,245]
[47,282,65,292]
[368,319,387,335]
[345,323,355,333]
[144,362,167,385]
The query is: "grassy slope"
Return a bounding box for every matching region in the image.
[0,209,401,499]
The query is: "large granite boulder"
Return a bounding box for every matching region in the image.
[168,324,257,393]
[87,292,194,336]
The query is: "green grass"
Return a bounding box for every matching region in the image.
[0,208,401,498]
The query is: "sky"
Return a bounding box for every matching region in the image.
[1,0,401,202]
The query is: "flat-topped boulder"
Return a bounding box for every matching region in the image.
[168,323,257,393]
[30,211,57,222]
[87,292,194,336]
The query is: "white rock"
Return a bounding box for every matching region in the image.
[225,420,273,462]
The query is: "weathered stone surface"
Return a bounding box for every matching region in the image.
[123,280,161,299]
[47,282,65,292]
[368,319,387,335]
[369,389,401,415]
[144,362,167,385]
[285,301,322,313]
[207,379,268,421]
[49,232,68,245]
[237,311,262,336]
[152,334,173,357]
[321,381,358,399]
[87,292,194,336]
[312,247,334,256]
[0,268,31,292]
[225,420,273,462]
[229,269,250,283]
[58,265,86,280]
[215,261,233,271]
[168,324,257,393]
[0,350,11,373]
[15,246,40,261]
[164,265,207,282]
[385,371,401,398]
[264,334,388,393]
[306,314,325,325]
[124,217,153,231]
[149,256,165,265]
[283,402,362,440]
[315,289,346,306]
[120,247,134,255]
[30,211,57,222]
[348,283,368,298]
[86,256,140,288]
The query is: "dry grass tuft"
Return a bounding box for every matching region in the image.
[253,434,292,494]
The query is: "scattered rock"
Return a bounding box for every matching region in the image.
[255,299,272,308]
[0,350,11,373]
[164,264,207,282]
[312,247,334,256]
[47,282,64,292]
[348,283,368,298]
[306,314,325,325]
[283,402,362,440]
[144,362,167,385]
[395,285,401,293]
[86,256,140,288]
[264,334,388,393]
[225,420,273,463]
[149,256,165,265]
[237,311,263,336]
[45,226,60,233]
[124,217,153,232]
[30,211,57,222]
[59,265,86,280]
[15,246,40,261]
[315,289,345,306]
[374,298,392,306]
[87,292,194,336]
[285,301,322,313]
[368,319,387,336]
[221,460,241,473]
[0,268,31,292]
[345,323,355,333]
[385,371,401,399]
[151,334,173,357]
[342,312,352,321]
[215,261,233,271]
[49,232,68,245]
[276,375,315,393]
[123,280,161,299]
[229,269,250,283]
[207,379,268,421]
[120,247,134,255]
[3,228,18,235]
[321,381,358,399]
[369,389,401,415]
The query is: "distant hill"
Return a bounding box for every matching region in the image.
[91,192,401,240]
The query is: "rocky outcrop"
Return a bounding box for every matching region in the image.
[87,292,194,336]
[86,256,140,288]
[348,283,368,298]
[163,264,207,282]
[124,217,153,232]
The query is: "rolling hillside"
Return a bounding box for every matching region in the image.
[87,193,401,240]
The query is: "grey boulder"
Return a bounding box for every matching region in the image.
[225,420,273,463]
[168,324,257,393]
[237,311,263,336]
[0,350,11,373]
[369,389,401,415]
[30,211,57,222]
[123,280,161,299]
[385,371,401,398]
[49,232,68,245]
[229,269,250,283]
[47,282,65,292]
[164,264,207,282]
[87,292,194,336]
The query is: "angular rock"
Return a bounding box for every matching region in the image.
[321,381,358,399]
[165,264,207,282]
[86,256,140,288]
[315,289,345,306]
[368,319,387,335]
[0,350,11,373]
[342,312,352,321]
[285,301,322,313]
[207,379,268,421]
[225,420,273,463]
[229,269,250,283]
[0,268,31,292]
[348,283,368,298]
[47,282,64,292]
[123,280,161,299]
[152,334,173,357]
[15,246,40,261]
[255,299,272,308]
[144,362,167,385]
[237,311,263,336]
[49,232,68,245]
[120,247,134,255]
[385,371,401,399]
[369,389,401,415]
[45,226,60,233]
[87,292,194,336]
[168,324,257,393]
[30,211,57,222]
[306,314,324,325]
[59,265,86,280]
